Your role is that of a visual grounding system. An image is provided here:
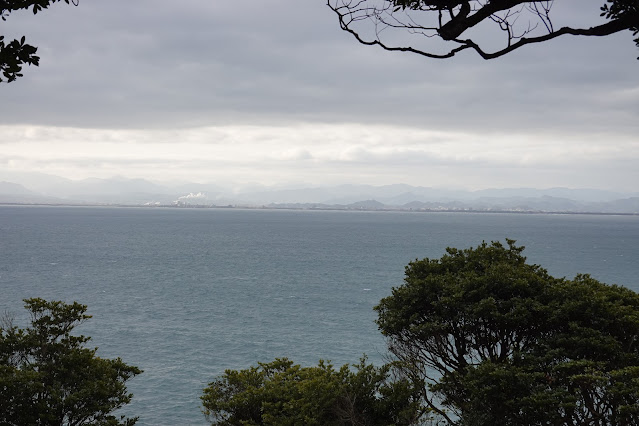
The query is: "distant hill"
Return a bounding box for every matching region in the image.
[0,172,637,214]
[0,181,62,204]
[0,181,34,196]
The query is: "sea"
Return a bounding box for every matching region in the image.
[1,205,638,425]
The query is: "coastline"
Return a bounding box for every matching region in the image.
[1,201,638,216]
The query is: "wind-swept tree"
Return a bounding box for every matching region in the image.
[0,298,141,425]
[376,240,639,424]
[327,0,639,59]
[1,0,78,82]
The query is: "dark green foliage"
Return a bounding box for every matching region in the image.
[0,0,78,82]
[201,357,426,425]
[0,298,141,425]
[376,240,639,425]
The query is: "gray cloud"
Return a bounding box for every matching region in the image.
[0,0,637,191]
[0,0,636,133]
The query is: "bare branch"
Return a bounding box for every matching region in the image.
[327,0,639,60]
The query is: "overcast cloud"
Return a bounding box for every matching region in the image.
[1,0,638,191]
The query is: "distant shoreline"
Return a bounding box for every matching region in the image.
[2,202,638,217]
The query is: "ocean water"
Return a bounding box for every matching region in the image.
[1,206,638,425]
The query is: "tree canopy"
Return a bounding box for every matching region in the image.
[327,0,639,59]
[201,357,426,425]
[0,298,141,425]
[376,240,639,425]
[0,0,78,83]
[202,240,639,425]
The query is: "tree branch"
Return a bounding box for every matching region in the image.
[328,0,639,60]
[466,11,639,59]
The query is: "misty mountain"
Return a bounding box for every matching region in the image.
[0,172,637,213]
[347,199,387,209]
[472,188,627,203]
[234,185,631,206]
[0,181,62,204]
[0,181,34,196]
[588,197,639,214]
[470,196,584,212]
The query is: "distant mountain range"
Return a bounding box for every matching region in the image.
[1,172,638,214]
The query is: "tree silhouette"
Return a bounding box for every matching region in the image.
[1,0,78,83]
[327,0,639,59]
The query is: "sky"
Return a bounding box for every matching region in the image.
[1,0,638,191]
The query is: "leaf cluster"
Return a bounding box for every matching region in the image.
[390,0,467,11]
[0,0,78,82]
[201,357,426,425]
[0,34,37,82]
[376,240,639,424]
[601,0,639,53]
[0,298,141,426]
[0,0,77,18]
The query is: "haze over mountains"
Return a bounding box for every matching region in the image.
[1,172,638,214]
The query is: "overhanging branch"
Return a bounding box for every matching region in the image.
[467,11,639,59]
[328,0,639,60]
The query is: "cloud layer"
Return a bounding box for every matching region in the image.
[1,0,638,190]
